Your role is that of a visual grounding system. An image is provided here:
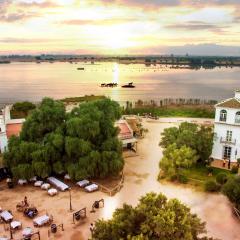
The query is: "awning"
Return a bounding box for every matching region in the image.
[122,138,137,145]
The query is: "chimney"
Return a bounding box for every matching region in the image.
[235,90,240,99]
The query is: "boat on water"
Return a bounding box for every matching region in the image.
[77,67,85,70]
[121,82,135,88]
[101,83,118,87]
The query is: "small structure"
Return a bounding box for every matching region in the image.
[33,214,52,227]
[72,208,87,224]
[116,120,137,152]
[47,177,69,191]
[0,105,24,153]
[211,90,240,168]
[90,199,104,213]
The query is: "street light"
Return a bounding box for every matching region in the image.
[69,187,72,211]
[90,223,94,238]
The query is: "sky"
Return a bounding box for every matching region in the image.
[0,0,239,56]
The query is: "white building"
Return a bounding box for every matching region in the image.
[0,111,8,153]
[0,105,25,154]
[211,90,240,166]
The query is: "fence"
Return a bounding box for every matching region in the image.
[93,172,124,196]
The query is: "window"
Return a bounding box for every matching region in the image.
[223,146,232,160]
[226,130,232,142]
[220,110,227,122]
[235,112,240,123]
[213,132,217,141]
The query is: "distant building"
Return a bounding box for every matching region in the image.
[0,105,24,153]
[211,90,240,168]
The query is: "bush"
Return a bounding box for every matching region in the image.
[204,180,220,192]
[216,173,228,185]
[206,166,213,174]
[231,165,239,174]
[170,174,178,182]
[178,174,188,184]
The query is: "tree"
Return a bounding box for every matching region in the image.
[160,143,198,177]
[20,98,65,142]
[4,98,124,180]
[92,192,215,240]
[12,101,36,115]
[222,176,240,210]
[160,122,213,163]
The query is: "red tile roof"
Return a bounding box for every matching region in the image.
[6,123,22,138]
[117,122,133,140]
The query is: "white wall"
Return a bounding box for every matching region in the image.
[212,122,240,162]
[215,107,240,125]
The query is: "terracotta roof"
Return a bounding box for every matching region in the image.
[116,121,133,140]
[216,98,240,109]
[6,123,22,138]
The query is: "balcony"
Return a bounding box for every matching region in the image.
[220,137,236,145]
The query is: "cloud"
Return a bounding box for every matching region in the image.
[136,44,240,56]
[166,21,228,34]
[93,0,240,10]
[0,11,39,22]
[16,0,59,8]
[0,37,60,43]
[60,17,137,26]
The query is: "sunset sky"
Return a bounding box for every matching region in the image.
[0,0,239,55]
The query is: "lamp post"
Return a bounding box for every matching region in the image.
[8,222,13,240]
[90,223,94,238]
[69,188,72,211]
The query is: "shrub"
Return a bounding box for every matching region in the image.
[178,174,188,184]
[170,174,178,182]
[231,166,239,174]
[216,173,228,185]
[204,180,220,192]
[206,166,214,174]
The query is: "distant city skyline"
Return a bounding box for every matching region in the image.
[0,0,240,55]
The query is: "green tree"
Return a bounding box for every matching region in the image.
[92,192,215,240]
[160,122,213,162]
[32,161,50,179]
[160,143,198,178]
[12,164,34,180]
[20,98,65,142]
[4,98,124,180]
[222,176,240,210]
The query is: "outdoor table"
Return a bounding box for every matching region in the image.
[34,181,43,187]
[33,215,50,226]
[22,227,32,237]
[11,221,21,229]
[77,179,89,188]
[48,188,58,196]
[0,211,13,222]
[18,179,27,185]
[85,183,99,192]
[41,183,50,190]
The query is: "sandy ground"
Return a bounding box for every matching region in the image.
[0,118,239,240]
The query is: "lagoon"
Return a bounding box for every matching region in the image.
[0,62,239,106]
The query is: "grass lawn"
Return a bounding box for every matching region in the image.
[181,165,234,191]
[125,106,215,118]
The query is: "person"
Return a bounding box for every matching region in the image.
[24,196,28,206]
[223,159,226,168]
[228,160,231,169]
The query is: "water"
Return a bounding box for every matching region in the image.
[0,62,239,105]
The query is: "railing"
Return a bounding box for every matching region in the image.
[220,137,236,145]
